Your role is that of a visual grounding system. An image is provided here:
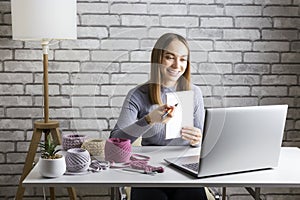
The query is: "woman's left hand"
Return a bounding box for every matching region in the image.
[181,126,202,146]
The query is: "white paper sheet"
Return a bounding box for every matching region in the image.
[165,90,194,139]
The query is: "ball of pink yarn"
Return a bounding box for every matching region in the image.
[105,138,131,163]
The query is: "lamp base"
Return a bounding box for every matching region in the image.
[15,120,76,200]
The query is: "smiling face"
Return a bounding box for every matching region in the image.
[160,39,189,87]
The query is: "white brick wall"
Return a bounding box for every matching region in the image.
[0,0,299,199]
[223,29,260,40]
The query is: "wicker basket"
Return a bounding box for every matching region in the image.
[62,134,87,150]
[81,139,106,157]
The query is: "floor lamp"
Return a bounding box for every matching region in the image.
[11,0,77,199]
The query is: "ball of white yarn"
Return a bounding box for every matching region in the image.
[65,148,91,172]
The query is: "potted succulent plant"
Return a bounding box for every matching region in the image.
[38,134,66,178]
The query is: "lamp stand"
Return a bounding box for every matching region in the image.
[15,42,76,200]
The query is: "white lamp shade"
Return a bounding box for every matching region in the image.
[11,0,77,41]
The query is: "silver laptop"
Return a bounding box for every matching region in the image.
[164,105,288,178]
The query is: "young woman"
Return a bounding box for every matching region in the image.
[110,33,207,200]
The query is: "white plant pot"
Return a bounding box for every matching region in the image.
[38,155,66,178]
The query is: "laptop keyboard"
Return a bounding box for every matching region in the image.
[182,162,199,172]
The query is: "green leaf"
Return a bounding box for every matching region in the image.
[39,134,61,159]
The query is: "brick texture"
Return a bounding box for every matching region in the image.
[0,1,299,199]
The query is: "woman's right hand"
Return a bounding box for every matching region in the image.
[147,104,175,125]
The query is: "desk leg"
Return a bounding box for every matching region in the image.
[245,187,262,200]
[50,187,55,200]
[111,187,115,200]
[222,187,226,200]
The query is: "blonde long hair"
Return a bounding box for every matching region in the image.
[149,33,191,105]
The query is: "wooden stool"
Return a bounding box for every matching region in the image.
[15,121,77,200]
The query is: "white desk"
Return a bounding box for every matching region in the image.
[23,147,300,199]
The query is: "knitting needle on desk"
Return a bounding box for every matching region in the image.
[161,103,178,119]
[122,168,157,176]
